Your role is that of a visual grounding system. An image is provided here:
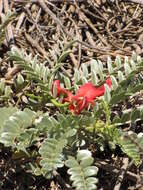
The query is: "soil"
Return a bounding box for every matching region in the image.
[0,0,143,189]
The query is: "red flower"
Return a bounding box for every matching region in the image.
[52,78,112,114]
[75,79,111,101]
[69,78,112,114]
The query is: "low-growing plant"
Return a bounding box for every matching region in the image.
[0,48,143,189]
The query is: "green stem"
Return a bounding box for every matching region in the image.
[51,99,69,107]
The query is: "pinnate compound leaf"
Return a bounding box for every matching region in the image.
[118,132,142,165]
[0,108,37,148]
[0,107,18,132]
[39,137,67,177]
[107,57,114,74]
[97,126,143,165]
[65,150,98,190]
[112,129,143,165]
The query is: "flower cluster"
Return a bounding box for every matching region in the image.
[52,79,112,114]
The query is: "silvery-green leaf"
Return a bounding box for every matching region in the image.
[130,59,136,70]
[137,55,142,65]
[35,64,40,76]
[115,55,121,68]
[98,60,103,71]
[90,59,98,71]
[124,62,132,76]
[95,60,104,81]
[82,64,88,78]
[77,149,92,161]
[65,149,98,190]
[46,67,50,76]
[118,71,124,82]
[132,51,137,62]
[90,59,99,73]
[111,75,118,90]
[64,76,71,89]
[104,84,111,103]
[33,54,38,63]
[31,59,36,70]
[83,166,98,177]
[17,74,24,85]
[91,70,98,85]
[107,57,113,74]
[4,86,12,97]
[74,69,80,83]
[124,56,129,64]
[39,65,45,77]
[22,49,26,59]
[43,67,48,83]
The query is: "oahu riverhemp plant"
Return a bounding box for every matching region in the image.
[0,47,143,189]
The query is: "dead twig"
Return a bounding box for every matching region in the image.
[125,0,143,5]
[37,0,64,31]
[3,0,14,47]
[0,0,3,15]
[5,65,21,80]
[77,6,110,47]
[15,12,25,34]
[35,0,112,54]
[95,159,139,183]
[114,158,130,190]
[24,32,49,60]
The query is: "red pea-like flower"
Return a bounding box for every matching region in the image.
[74,78,111,101]
[52,78,112,114]
[69,78,112,114]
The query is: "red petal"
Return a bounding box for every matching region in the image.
[75,83,98,100]
[74,83,103,103]
[69,104,75,112]
[70,78,112,114]
[63,91,74,102]
[74,78,112,102]
[52,78,112,115]
[76,98,88,113]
